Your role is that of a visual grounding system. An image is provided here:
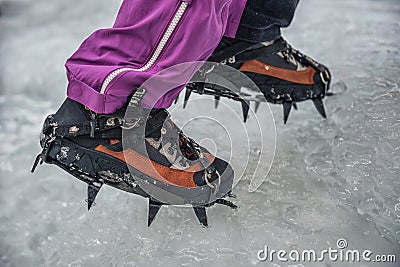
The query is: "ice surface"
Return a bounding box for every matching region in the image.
[0,0,399,266]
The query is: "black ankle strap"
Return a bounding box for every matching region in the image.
[44,87,170,140]
[231,39,286,64]
[43,113,124,138]
[209,37,257,63]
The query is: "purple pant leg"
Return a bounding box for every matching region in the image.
[65,0,247,114]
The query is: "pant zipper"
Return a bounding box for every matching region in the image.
[100,1,189,94]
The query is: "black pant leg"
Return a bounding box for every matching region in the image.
[235,0,300,43]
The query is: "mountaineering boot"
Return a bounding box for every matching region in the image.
[32,90,236,225]
[188,36,332,124]
[222,37,330,99]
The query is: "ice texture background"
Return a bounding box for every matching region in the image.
[0,0,399,266]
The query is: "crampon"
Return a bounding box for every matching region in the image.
[31,90,237,227]
[180,37,332,124]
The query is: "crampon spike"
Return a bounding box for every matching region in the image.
[148,199,162,227]
[254,101,261,113]
[292,102,298,110]
[214,95,220,109]
[174,95,179,104]
[87,183,102,211]
[31,154,43,173]
[283,102,292,124]
[241,100,250,122]
[193,207,208,227]
[326,92,335,96]
[215,199,238,210]
[183,88,192,109]
[312,98,327,118]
